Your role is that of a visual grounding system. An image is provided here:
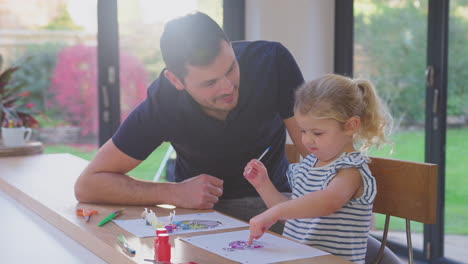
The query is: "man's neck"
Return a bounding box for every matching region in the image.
[202,108,229,121]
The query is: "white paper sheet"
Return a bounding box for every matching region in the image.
[181,230,330,264]
[113,211,248,237]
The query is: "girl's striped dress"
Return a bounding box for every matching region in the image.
[283,152,376,264]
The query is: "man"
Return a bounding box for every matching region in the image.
[75,12,400,264]
[75,12,308,221]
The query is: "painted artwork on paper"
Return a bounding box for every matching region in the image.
[113,211,248,237]
[182,230,330,264]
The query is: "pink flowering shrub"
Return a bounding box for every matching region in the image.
[49,45,149,136]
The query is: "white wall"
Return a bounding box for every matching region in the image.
[245,0,335,81]
[245,0,334,145]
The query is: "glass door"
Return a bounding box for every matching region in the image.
[353,0,428,253]
[444,0,468,262]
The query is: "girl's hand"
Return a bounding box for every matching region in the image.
[243,159,268,189]
[247,208,279,245]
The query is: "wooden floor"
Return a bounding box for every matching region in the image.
[371,231,468,263]
[443,234,468,263]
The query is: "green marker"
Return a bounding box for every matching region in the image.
[98,208,124,226]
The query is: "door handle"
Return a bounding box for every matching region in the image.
[425,65,438,113]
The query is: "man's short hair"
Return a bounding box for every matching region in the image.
[160,12,230,80]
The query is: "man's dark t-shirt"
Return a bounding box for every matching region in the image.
[112,41,304,199]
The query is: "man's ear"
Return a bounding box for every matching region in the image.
[164,70,185,90]
[345,116,360,136]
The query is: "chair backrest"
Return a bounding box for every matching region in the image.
[369,157,438,264]
[285,144,301,164]
[368,157,438,224]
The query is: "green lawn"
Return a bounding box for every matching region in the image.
[44,127,468,234]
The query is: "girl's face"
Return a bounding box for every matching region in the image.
[295,113,357,166]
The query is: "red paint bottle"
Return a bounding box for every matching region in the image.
[154,228,167,259]
[156,233,171,262]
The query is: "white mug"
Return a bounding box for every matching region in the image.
[1,127,32,147]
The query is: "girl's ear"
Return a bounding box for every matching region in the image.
[164,70,185,90]
[345,116,360,136]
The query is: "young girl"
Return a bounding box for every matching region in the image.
[243,74,392,264]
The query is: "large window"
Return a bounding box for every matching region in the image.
[0,0,224,179]
[0,0,98,158]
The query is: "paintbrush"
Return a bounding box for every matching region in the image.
[117,234,136,254]
[246,146,270,175]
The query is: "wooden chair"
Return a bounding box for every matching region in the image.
[368,157,438,264]
[285,143,301,164]
[284,144,438,264]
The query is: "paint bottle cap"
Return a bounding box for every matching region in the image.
[156,227,167,236]
[158,233,169,242]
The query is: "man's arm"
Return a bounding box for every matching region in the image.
[74,139,223,209]
[284,116,311,158]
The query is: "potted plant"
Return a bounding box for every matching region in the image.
[0,55,40,147]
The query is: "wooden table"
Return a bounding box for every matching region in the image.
[0,190,106,263]
[0,153,351,264]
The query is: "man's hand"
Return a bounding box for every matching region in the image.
[173,174,223,209]
[243,159,269,189]
[248,208,279,245]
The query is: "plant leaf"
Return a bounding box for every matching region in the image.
[1,82,27,101]
[1,107,19,120]
[0,66,20,95]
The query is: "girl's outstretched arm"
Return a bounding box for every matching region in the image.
[248,167,363,243]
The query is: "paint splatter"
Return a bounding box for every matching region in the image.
[177,220,222,230]
[223,240,264,251]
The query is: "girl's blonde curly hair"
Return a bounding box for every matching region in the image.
[294,74,393,153]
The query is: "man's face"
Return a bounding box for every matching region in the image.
[181,41,240,119]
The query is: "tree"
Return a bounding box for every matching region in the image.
[355,1,428,125]
[354,1,468,124]
[49,45,149,136]
[447,2,468,116]
[42,4,83,31]
[10,43,65,116]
